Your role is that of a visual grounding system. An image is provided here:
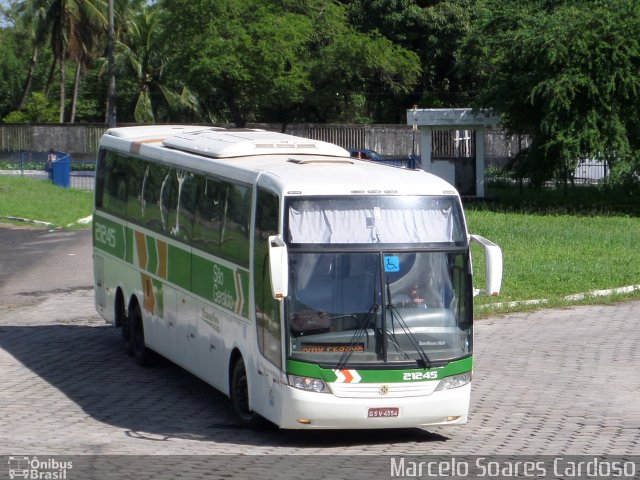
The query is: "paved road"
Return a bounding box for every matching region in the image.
[0,225,638,478]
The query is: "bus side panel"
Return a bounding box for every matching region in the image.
[251,356,283,425]
[93,253,109,323]
[189,300,226,393]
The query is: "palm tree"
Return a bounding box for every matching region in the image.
[115,6,200,123]
[67,0,106,122]
[14,0,49,110]
[30,0,105,122]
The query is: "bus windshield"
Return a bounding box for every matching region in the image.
[287,196,465,245]
[286,250,472,366]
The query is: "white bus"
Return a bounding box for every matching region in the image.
[93,125,502,429]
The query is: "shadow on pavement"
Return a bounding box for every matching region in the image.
[0,323,448,449]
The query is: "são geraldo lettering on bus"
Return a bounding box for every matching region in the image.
[211,264,236,311]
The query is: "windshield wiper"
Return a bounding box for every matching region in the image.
[335,302,378,371]
[387,305,432,369]
[386,277,432,369]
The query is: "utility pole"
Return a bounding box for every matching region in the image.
[106,0,116,127]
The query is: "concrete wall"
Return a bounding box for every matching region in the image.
[0,123,523,163]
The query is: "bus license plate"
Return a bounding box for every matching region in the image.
[368,407,399,418]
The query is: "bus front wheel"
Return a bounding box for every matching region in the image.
[230,357,261,427]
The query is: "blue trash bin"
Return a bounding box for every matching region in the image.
[52,153,71,188]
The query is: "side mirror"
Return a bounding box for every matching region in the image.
[469,234,503,296]
[268,235,288,300]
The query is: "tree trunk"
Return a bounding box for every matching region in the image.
[58,54,66,123]
[44,57,57,97]
[69,61,82,124]
[18,45,39,110]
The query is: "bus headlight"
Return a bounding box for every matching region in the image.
[288,375,330,393]
[434,372,471,391]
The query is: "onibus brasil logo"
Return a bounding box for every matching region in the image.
[8,456,73,479]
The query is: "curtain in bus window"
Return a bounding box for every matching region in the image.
[288,201,455,244]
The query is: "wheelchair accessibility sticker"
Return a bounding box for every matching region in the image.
[384,255,400,272]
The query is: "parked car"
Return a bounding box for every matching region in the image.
[348,148,418,169]
[348,148,386,161]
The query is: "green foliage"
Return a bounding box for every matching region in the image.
[482,183,640,217]
[112,6,201,123]
[2,91,58,122]
[0,27,27,117]
[604,153,640,196]
[348,0,482,113]
[469,0,640,187]
[160,0,419,125]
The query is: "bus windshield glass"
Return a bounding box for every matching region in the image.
[287,196,465,245]
[286,251,471,366]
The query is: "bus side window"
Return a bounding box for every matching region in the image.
[94,149,106,208]
[156,168,182,236]
[126,157,148,225]
[220,182,251,267]
[191,176,225,254]
[254,188,281,368]
[171,170,196,242]
[141,163,170,232]
[102,152,129,216]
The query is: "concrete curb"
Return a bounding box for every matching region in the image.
[0,215,54,228]
[484,284,640,309]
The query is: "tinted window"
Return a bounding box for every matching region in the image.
[254,188,281,367]
[191,176,250,266]
[96,149,250,264]
[101,152,130,216]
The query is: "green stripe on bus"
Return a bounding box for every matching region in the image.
[145,235,158,274]
[94,214,249,319]
[125,227,133,264]
[286,357,473,383]
[168,244,191,291]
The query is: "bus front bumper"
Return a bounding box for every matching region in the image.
[277,382,471,429]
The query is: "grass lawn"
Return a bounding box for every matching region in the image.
[0,176,93,228]
[467,184,640,313]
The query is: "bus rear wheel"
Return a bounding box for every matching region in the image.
[130,303,153,367]
[230,357,261,428]
[116,294,132,356]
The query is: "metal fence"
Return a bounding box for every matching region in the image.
[0,124,610,189]
[0,150,95,191]
[485,155,609,187]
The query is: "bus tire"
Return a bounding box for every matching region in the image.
[116,292,132,356]
[230,357,261,428]
[130,303,153,367]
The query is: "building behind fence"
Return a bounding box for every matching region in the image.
[0,123,608,190]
